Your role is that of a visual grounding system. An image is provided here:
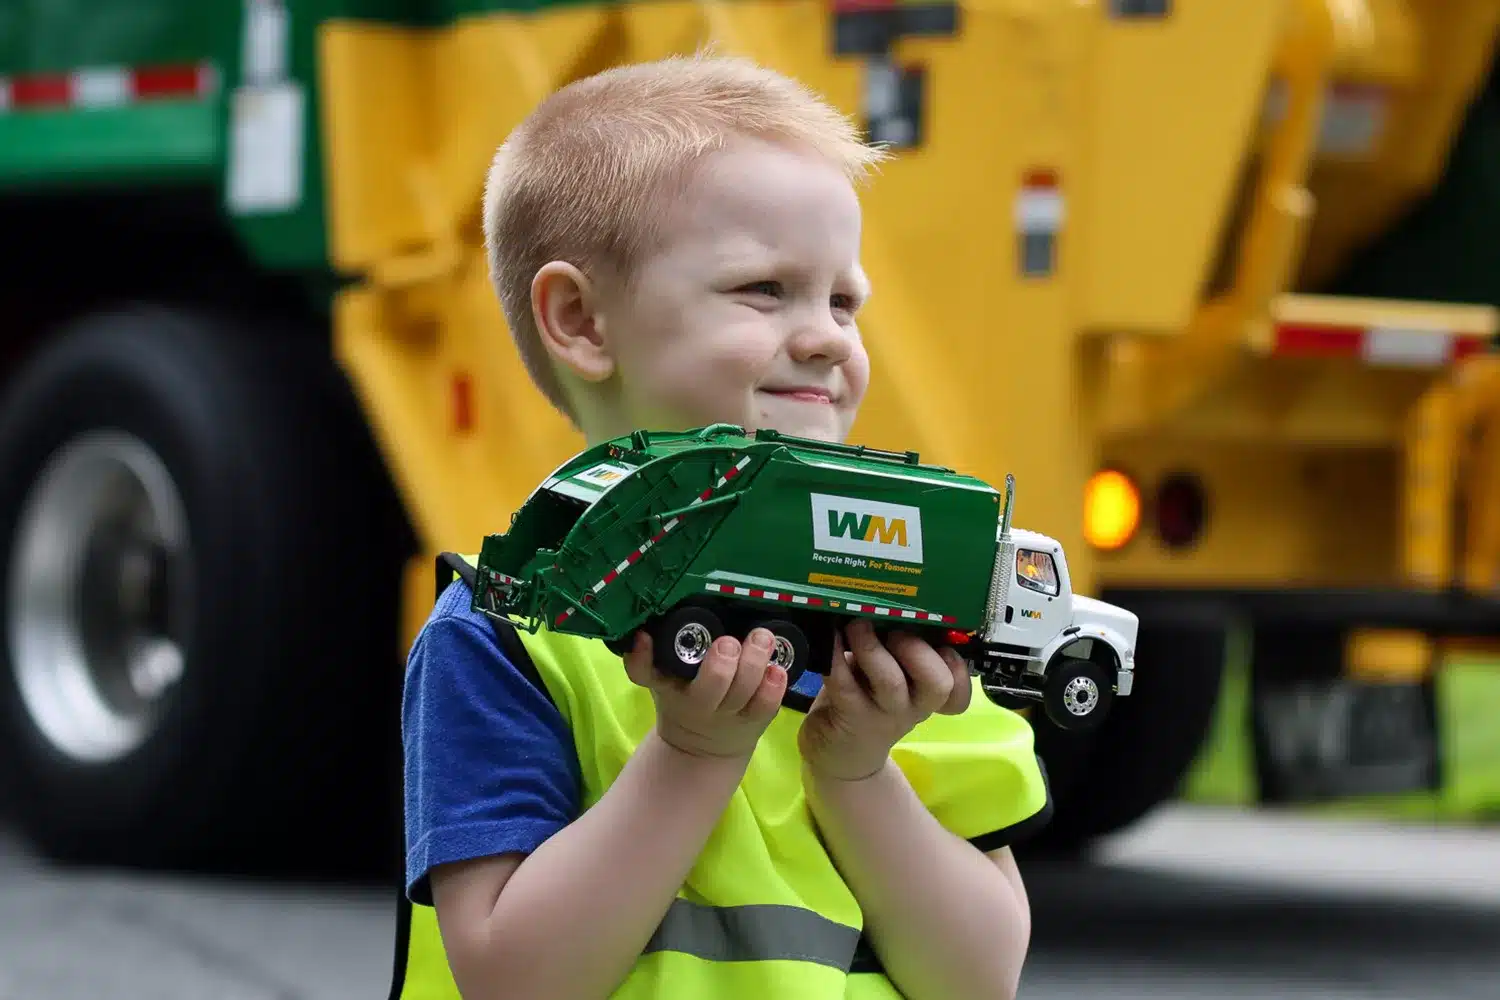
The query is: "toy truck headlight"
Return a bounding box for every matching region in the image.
[1015,548,1059,597]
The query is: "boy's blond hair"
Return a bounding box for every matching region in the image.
[482,53,887,420]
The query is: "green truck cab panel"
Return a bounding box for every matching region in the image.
[0,0,424,273]
[0,1,230,186]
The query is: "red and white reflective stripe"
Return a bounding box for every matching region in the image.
[844,602,956,624]
[554,455,754,626]
[0,63,217,113]
[701,584,954,623]
[703,583,825,607]
[1273,323,1490,368]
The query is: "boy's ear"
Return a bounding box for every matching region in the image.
[531,261,615,383]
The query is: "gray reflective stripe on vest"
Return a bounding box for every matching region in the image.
[643,898,862,970]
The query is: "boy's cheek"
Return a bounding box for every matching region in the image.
[841,351,872,408]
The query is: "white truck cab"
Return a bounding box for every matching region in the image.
[973,477,1139,732]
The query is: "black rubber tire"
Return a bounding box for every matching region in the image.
[652,605,726,680]
[752,618,811,688]
[804,615,838,678]
[0,305,410,874]
[1042,658,1114,733]
[1028,622,1226,852]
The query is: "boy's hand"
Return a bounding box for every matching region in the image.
[622,628,787,761]
[799,619,971,782]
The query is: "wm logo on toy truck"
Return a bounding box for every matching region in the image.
[810,493,924,563]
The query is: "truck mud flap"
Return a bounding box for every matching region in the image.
[1247,625,1442,804]
[1102,588,1476,804]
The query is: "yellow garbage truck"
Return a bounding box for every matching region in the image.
[0,0,1497,868]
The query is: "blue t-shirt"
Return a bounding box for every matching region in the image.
[402,580,825,906]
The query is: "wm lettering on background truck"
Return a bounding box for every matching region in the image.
[0,0,1499,870]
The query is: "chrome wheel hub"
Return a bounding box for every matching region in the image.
[673,622,712,665]
[8,431,192,764]
[1062,675,1100,716]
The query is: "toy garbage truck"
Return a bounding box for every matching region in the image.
[473,423,1139,731]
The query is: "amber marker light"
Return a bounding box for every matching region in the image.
[1084,469,1140,551]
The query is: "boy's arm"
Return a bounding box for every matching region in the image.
[417,624,786,1000]
[431,729,749,1000]
[798,625,1041,1000]
[804,760,1032,1000]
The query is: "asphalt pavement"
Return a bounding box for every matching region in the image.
[2,804,1498,1000]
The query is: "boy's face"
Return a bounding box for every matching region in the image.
[594,136,871,443]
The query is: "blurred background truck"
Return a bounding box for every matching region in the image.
[1,0,1499,872]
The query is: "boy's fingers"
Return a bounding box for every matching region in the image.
[687,635,740,712]
[847,621,909,714]
[621,632,654,688]
[741,661,788,720]
[895,635,954,716]
[937,647,973,715]
[721,628,774,714]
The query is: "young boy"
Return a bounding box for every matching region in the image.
[402,52,1052,1000]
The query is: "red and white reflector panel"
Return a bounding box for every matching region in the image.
[0,63,217,113]
[1319,83,1389,156]
[1272,322,1490,368]
[1015,169,1063,232]
[1260,80,1391,157]
[1015,169,1063,277]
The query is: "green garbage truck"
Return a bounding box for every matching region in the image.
[472,425,1139,732]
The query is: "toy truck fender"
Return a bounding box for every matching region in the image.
[1037,595,1139,698]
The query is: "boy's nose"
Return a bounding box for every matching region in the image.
[787,316,854,365]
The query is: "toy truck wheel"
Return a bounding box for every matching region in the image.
[1043,657,1114,732]
[751,618,810,687]
[652,606,726,680]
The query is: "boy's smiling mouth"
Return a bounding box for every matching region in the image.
[760,385,835,404]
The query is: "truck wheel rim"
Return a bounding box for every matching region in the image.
[1062,675,1099,716]
[770,635,796,670]
[673,622,712,665]
[7,430,192,764]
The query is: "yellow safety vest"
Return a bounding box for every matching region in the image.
[389,553,1053,1000]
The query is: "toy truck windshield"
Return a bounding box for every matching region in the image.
[1016,548,1059,596]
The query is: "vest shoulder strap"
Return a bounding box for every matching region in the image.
[432,551,555,710]
[435,551,478,602]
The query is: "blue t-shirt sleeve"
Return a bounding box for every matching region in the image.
[402,582,581,907]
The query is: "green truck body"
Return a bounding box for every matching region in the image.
[474,424,1139,731]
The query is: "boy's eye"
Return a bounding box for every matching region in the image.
[737,280,783,298]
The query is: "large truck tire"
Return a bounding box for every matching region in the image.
[1025,622,1226,852]
[0,305,410,874]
